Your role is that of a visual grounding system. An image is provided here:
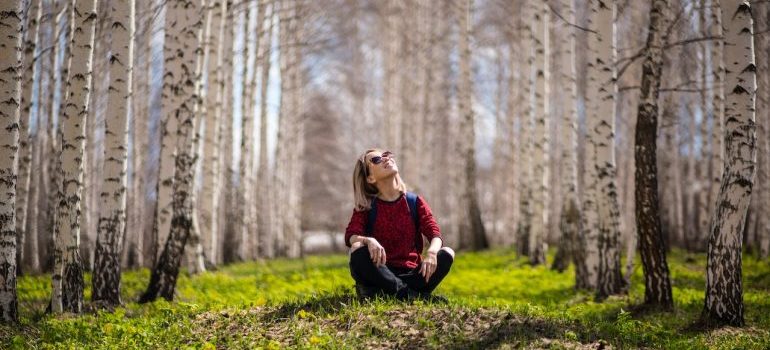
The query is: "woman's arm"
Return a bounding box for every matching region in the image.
[416,196,443,245]
[426,237,442,254]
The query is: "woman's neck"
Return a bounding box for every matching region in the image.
[376,176,401,201]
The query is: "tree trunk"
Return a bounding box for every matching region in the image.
[592,0,624,299]
[256,0,274,259]
[0,0,23,324]
[92,0,134,307]
[635,0,674,310]
[52,0,98,314]
[154,0,183,265]
[708,0,725,253]
[456,0,487,251]
[516,1,534,257]
[220,5,236,263]
[529,1,549,265]
[141,0,203,303]
[17,0,42,276]
[703,0,757,327]
[238,0,260,261]
[199,0,226,266]
[186,0,209,275]
[759,8,770,260]
[553,0,582,274]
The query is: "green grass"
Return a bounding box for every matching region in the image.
[2,249,769,349]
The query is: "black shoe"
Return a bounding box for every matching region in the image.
[355,284,381,299]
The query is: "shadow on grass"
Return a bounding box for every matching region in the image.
[261,291,358,321]
[445,314,591,350]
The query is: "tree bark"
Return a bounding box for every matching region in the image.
[553,0,582,274]
[529,1,549,265]
[141,0,203,303]
[199,0,226,266]
[588,0,624,298]
[51,0,98,314]
[92,0,134,307]
[635,0,674,310]
[154,0,183,265]
[457,0,487,251]
[0,0,23,324]
[708,0,725,252]
[17,0,42,276]
[703,0,757,327]
[256,0,274,259]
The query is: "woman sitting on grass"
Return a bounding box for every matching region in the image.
[345,148,455,301]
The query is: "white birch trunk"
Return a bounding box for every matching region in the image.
[635,0,674,309]
[256,0,274,259]
[238,1,259,261]
[708,0,725,248]
[517,1,534,257]
[593,0,623,298]
[17,0,42,275]
[154,0,182,264]
[580,0,602,290]
[529,1,549,265]
[199,0,226,266]
[0,0,23,323]
[760,26,770,260]
[457,0,487,251]
[141,0,204,302]
[703,0,757,327]
[92,0,134,306]
[553,0,582,274]
[180,0,209,275]
[52,0,98,314]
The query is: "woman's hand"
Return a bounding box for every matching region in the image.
[420,250,438,282]
[365,237,387,267]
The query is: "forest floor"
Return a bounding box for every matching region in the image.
[1,249,769,349]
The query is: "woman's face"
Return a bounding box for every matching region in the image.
[365,150,398,183]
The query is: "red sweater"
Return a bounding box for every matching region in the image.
[345,194,442,269]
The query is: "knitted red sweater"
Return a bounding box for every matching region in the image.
[345,194,442,269]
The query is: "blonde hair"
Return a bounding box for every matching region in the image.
[353,148,407,211]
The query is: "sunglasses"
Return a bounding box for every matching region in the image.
[369,151,394,165]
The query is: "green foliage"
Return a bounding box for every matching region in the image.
[1,249,769,349]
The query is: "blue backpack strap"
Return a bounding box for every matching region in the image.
[365,197,377,236]
[405,192,419,233]
[365,193,419,236]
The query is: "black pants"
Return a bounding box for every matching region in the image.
[349,247,453,297]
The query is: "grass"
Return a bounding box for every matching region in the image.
[1,248,769,349]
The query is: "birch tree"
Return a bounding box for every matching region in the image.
[199,0,226,266]
[0,0,23,324]
[517,0,534,257]
[92,0,134,307]
[238,0,259,261]
[51,0,98,314]
[553,0,582,274]
[141,0,204,303]
[457,0,488,251]
[529,0,549,265]
[17,0,42,275]
[256,0,274,259]
[589,0,624,298]
[154,0,183,264]
[580,0,601,290]
[634,0,674,310]
[703,0,757,327]
[708,0,725,252]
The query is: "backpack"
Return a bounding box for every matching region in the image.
[365,192,424,252]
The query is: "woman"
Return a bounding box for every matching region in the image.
[345,148,455,301]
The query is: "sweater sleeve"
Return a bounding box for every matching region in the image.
[416,196,442,243]
[344,209,367,247]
